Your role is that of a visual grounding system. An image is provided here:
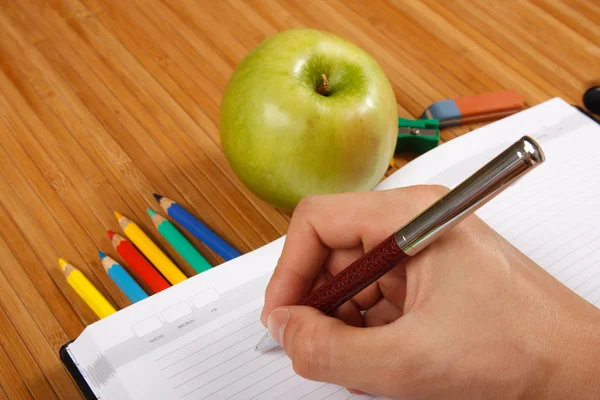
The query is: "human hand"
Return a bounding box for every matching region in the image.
[260,186,600,399]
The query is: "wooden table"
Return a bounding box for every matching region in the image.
[0,0,597,398]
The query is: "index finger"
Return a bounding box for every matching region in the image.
[260,186,438,326]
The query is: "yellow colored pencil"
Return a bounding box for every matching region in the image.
[59,258,116,319]
[114,211,187,285]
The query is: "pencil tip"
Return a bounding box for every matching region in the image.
[58,258,68,269]
[147,208,157,217]
[107,229,115,240]
[153,193,163,202]
[113,211,123,220]
[98,251,106,259]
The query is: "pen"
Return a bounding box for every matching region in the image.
[255,136,545,351]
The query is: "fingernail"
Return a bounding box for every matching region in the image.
[348,388,367,395]
[267,308,290,345]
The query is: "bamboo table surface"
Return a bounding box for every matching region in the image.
[0,0,598,398]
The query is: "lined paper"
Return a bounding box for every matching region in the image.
[152,306,374,400]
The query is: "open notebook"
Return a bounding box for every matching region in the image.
[61,98,600,400]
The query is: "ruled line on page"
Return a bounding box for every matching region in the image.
[481,150,600,221]
[251,375,297,400]
[505,200,600,248]
[167,329,265,381]
[566,252,600,288]
[154,306,261,362]
[273,379,314,400]
[298,384,349,400]
[322,388,348,400]
[488,171,600,233]
[550,235,600,277]
[164,322,264,373]
[180,353,287,397]
[173,348,282,390]
[181,357,293,399]
[225,362,302,400]
[539,232,600,276]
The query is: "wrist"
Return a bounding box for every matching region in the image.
[535,305,600,399]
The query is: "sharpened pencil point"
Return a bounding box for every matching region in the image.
[147,208,157,217]
[114,211,124,220]
[153,193,163,202]
[98,251,107,259]
[58,258,68,270]
[107,229,116,240]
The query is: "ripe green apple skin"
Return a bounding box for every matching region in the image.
[220,29,398,212]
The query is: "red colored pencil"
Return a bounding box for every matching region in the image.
[108,230,170,293]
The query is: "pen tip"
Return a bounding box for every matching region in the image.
[153,193,163,202]
[147,208,156,217]
[113,211,123,220]
[98,250,106,259]
[107,229,115,240]
[254,332,279,352]
[58,258,68,269]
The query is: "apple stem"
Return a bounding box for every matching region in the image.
[317,74,329,95]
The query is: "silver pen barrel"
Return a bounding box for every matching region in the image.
[395,135,545,256]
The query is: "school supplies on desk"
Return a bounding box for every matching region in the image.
[108,230,171,293]
[147,208,212,274]
[397,117,440,154]
[59,258,116,319]
[154,194,241,261]
[99,251,148,304]
[115,211,187,285]
[61,99,600,400]
[421,91,525,128]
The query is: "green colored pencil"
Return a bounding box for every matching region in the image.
[147,208,212,274]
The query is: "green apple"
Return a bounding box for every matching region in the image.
[220,29,397,212]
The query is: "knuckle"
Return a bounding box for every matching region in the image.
[292,195,319,218]
[410,184,449,208]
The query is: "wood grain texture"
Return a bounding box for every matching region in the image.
[0,0,597,397]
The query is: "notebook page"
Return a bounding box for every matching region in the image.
[68,269,375,399]
[66,98,598,399]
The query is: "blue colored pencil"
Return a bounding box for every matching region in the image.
[99,251,148,303]
[153,194,241,261]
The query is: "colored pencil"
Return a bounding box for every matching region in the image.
[114,211,187,285]
[59,258,116,319]
[153,194,241,261]
[147,208,212,274]
[99,251,148,303]
[109,230,171,293]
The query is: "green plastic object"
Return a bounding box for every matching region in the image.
[147,209,213,274]
[396,117,440,154]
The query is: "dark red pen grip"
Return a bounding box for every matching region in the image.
[302,234,408,315]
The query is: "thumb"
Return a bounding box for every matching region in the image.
[266,305,400,390]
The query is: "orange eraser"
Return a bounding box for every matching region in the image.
[421,91,525,127]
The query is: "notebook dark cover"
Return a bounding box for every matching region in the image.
[59,341,98,400]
